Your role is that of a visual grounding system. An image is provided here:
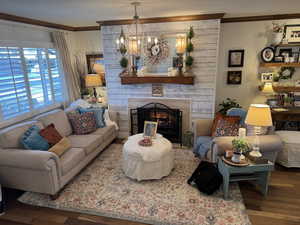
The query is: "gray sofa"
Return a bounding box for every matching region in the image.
[0,108,119,198]
[193,118,283,163]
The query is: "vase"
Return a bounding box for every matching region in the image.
[272,32,283,45]
[231,152,241,163]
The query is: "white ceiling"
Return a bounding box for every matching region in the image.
[1,0,300,26]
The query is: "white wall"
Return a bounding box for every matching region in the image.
[216,19,300,110]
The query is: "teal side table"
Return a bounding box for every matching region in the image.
[218,157,274,199]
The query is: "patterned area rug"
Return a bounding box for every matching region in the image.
[19,144,251,225]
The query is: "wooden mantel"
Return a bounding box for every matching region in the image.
[120,75,194,85]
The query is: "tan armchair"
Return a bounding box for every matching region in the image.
[192,119,283,163]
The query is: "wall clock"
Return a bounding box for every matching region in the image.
[146,39,169,65]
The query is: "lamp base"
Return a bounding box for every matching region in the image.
[249,149,262,158]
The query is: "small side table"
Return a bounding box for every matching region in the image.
[218,156,274,199]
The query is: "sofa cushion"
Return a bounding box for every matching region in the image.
[67,111,97,135]
[21,125,50,150]
[78,107,106,128]
[60,148,85,175]
[91,125,116,140]
[39,124,63,146]
[68,134,102,155]
[48,137,71,157]
[0,121,43,149]
[34,109,72,137]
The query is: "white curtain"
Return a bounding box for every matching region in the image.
[51,31,81,106]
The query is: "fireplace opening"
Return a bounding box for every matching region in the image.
[130,103,182,144]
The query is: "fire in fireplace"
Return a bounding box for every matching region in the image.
[130,103,182,144]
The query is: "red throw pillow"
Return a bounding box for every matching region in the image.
[39,123,63,146]
[211,114,240,137]
[68,112,97,135]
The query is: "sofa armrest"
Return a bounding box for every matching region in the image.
[0,149,61,174]
[210,135,283,162]
[108,111,119,126]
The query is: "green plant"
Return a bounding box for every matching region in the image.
[218,98,242,115]
[185,55,194,67]
[185,26,194,68]
[186,42,194,52]
[232,138,250,153]
[120,56,128,68]
[120,45,127,55]
[278,67,295,80]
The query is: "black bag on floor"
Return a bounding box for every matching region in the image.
[187,161,223,195]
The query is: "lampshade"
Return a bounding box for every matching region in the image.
[92,63,105,74]
[261,82,274,94]
[245,104,273,126]
[85,74,102,88]
[176,36,186,54]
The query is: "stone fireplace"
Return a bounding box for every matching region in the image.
[101,19,221,138]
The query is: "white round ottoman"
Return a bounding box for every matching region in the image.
[122,134,174,181]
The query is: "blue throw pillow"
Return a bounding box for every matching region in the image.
[21,125,49,150]
[78,107,106,128]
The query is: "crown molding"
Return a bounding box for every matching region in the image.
[221,13,300,23]
[0,12,100,31]
[97,13,225,26]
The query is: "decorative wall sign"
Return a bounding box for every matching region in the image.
[261,47,275,62]
[146,38,169,65]
[284,25,300,44]
[152,84,164,97]
[227,71,242,85]
[228,50,244,67]
[261,72,274,82]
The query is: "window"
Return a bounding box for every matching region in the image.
[0,47,64,120]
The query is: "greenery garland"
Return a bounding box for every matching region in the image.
[186,26,194,67]
[278,67,295,80]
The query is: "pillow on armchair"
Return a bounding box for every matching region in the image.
[211,114,240,137]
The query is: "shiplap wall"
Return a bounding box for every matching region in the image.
[101,20,221,138]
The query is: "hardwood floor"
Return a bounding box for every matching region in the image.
[0,165,299,225]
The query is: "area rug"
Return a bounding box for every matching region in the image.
[19,144,251,225]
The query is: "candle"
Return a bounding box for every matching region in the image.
[238,128,246,139]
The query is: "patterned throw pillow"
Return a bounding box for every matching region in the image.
[68,112,97,135]
[39,123,63,146]
[211,114,240,137]
[21,125,49,150]
[78,107,106,128]
[214,119,240,137]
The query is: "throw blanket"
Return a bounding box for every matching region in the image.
[193,136,213,158]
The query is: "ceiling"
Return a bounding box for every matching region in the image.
[1,0,300,26]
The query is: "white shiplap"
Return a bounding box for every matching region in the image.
[102,19,221,137]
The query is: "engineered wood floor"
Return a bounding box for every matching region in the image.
[0,154,299,225]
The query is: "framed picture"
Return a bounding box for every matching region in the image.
[143,121,158,138]
[284,25,300,44]
[261,72,274,82]
[152,84,164,97]
[86,54,104,73]
[86,53,105,86]
[261,47,275,62]
[227,71,242,85]
[228,50,244,67]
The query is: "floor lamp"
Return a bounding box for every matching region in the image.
[245,104,273,157]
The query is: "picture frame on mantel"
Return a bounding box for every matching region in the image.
[228,50,244,67]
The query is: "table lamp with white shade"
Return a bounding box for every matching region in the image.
[245,104,273,157]
[85,74,103,98]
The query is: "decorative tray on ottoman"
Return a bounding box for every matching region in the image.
[222,156,249,167]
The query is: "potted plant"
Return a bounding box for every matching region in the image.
[272,22,284,45]
[218,98,242,115]
[231,138,250,163]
